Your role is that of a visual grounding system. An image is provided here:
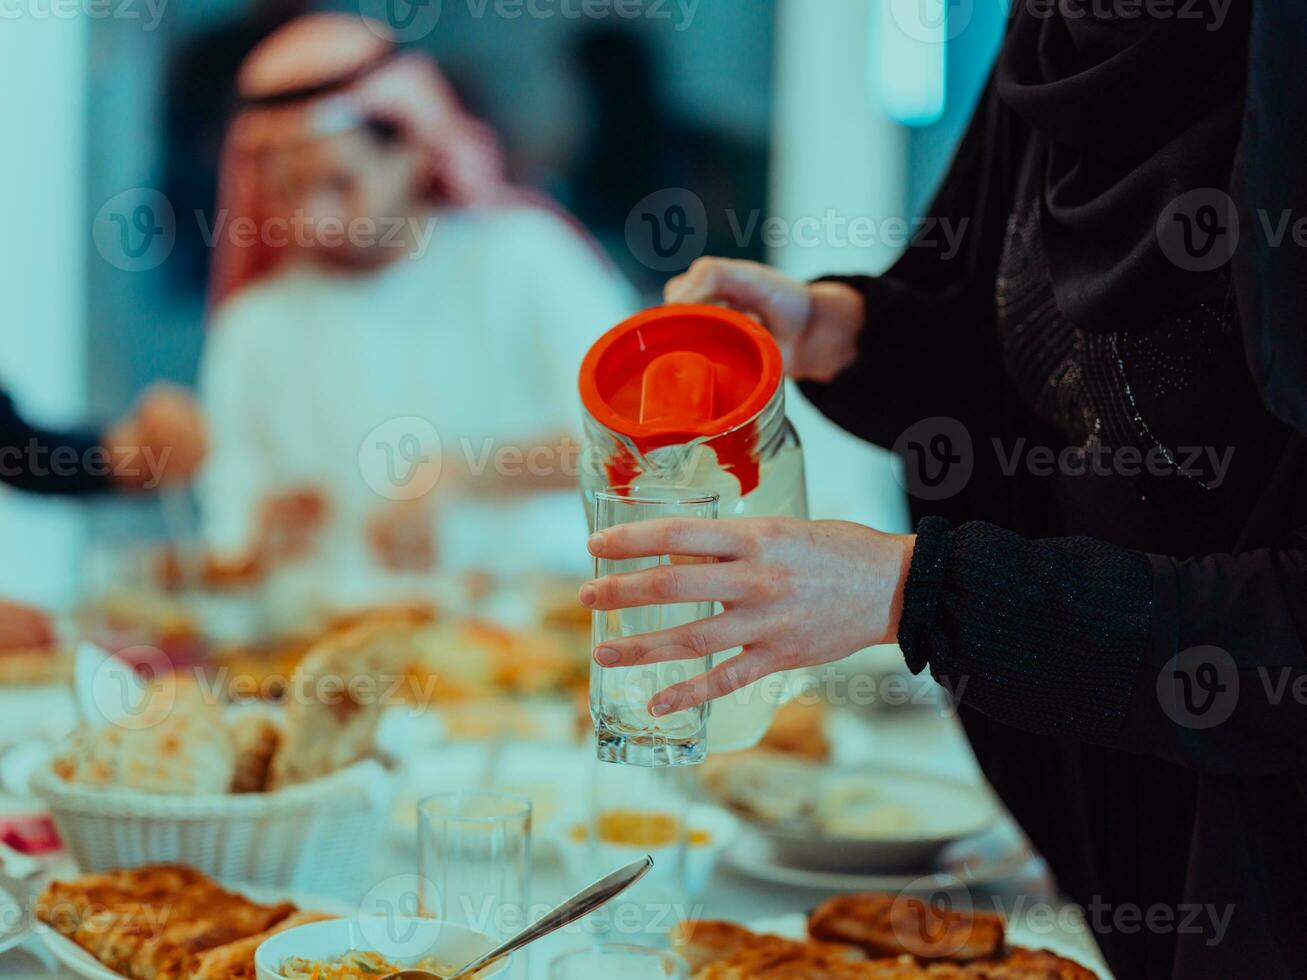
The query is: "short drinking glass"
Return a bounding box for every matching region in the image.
[590,488,719,767]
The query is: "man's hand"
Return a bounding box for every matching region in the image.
[104,383,208,490]
[665,258,865,383]
[581,517,915,716]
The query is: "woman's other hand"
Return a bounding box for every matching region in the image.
[0,598,55,651]
[664,258,865,383]
[104,383,209,490]
[580,517,915,715]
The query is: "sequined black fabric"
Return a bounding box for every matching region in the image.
[994,198,1241,491]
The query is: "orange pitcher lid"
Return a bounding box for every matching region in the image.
[579,305,784,446]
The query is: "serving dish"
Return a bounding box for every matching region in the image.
[706,755,997,873]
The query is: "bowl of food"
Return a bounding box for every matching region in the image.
[704,752,997,872]
[254,916,508,980]
[555,802,738,897]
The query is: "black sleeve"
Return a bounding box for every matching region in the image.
[0,390,114,496]
[899,515,1307,777]
[798,72,1019,451]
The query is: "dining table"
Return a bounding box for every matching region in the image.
[0,677,1113,979]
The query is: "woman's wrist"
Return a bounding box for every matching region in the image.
[855,528,916,647]
[799,281,866,382]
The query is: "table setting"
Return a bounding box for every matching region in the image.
[0,307,1112,979]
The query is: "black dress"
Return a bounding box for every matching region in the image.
[799,58,1307,980]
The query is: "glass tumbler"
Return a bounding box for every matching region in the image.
[417,792,531,978]
[589,488,719,768]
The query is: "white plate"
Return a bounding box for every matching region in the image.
[760,767,998,873]
[35,885,350,980]
[746,913,1110,978]
[725,819,1038,893]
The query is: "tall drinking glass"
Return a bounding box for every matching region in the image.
[590,488,719,768]
[417,792,531,979]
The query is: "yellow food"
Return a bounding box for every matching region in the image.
[570,809,712,848]
[280,951,458,980]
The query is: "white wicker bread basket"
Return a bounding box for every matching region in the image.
[30,758,393,897]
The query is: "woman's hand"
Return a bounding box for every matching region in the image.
[104,383,209,490]
[580,517,915,715]
[664,258,865,383]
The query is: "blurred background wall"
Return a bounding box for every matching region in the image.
[0,0,1005,606]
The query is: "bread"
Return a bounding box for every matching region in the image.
[36,865,296,980]
[228,715,281,793]
[266,620,414,789]
[675,908,1100,979]
[52,678,235,795]
[189,911,336,980]
[0,646,72,684]
[671,920,863,973]
[809,894,1006,962]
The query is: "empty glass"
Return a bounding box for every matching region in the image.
[417,792,531,979]
[549,945,689,980]
[589,488,719,767]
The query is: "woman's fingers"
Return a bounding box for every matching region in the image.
[648,649,780,716]
[593,610,752,667]
[664,257,811,350]
[580,559,753,611]
[587,518,746,562]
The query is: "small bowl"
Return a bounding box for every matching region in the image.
[554,802,739,898]
[255,916,508,980]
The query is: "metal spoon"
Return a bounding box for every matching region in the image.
[381,855,654,980]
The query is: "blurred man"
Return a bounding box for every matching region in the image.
[198,15,632,593]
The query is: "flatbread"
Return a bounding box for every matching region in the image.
[189,911,336,980]
[52,679,235,796]
[266,620,415,790]
[36,865,296,980]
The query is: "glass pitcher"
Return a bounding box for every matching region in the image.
[578,305,810,752]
